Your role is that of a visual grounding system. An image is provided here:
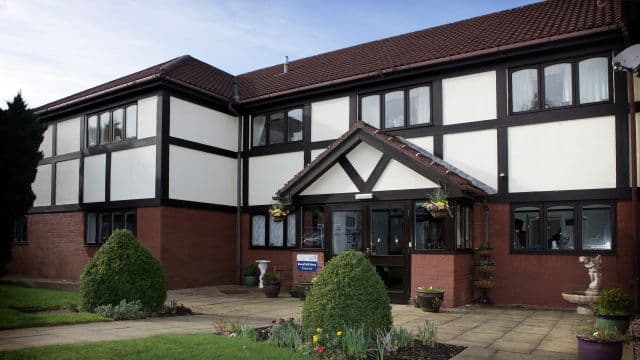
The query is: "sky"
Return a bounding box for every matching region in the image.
[0,0,539,108]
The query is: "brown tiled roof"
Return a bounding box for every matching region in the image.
[36,55,234,113]
[237,0,622,101]
[276,121,492,200]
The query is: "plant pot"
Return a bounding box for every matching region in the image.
[288,288,299,298]
[429,209,449,218]
[577,336,624,360]
[264,283,281,298]
[296,282,313,300]
[416,290,445,312]
[243,275,258,287]
[596,314,631,334]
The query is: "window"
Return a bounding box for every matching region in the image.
[86,210,136,245]
[510,56,610,114]
[86,104,138,147]
[579,57,609,104]
[13,216,27,244]
[251,107,304,147]
[512,202,613,253]
[414,202,448,250]
[359,85,431,130]
[455,205,472,249]
[301,207,325,249]
[251,212,297,248]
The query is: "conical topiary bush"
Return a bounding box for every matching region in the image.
[80,229,167,312]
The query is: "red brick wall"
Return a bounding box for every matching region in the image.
[158,206,237,289]
[8,212,97,281]
[483,201,635,308]
[411,253,473,308]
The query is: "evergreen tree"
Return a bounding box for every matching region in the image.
[0,94,44,274]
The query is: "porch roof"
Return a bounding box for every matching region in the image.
[275,122,496,204]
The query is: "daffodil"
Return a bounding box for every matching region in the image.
[316,327,322,333]
[312,335,319,344]
[336,331,343,336]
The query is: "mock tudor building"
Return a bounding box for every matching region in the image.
[8,0,640,308]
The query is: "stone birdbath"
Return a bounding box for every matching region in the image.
[256,260,271,289]
[561,255,602,314]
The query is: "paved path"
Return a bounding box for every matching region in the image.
[0,285,634,359]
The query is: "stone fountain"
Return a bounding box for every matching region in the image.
[561,255,602,314]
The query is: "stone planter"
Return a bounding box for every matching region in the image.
[264,283,281,298]
[243,275,258,287]
[416,290,444,312]
[577,336,623,360]
[596,314,631,334]
[295,281,313,300]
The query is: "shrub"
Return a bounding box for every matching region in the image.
[94,299,145,320]
[263,273,281,285]
[80,229,167,312]
[593,288,632,316]
[302,251,392,333]
[244,264,259,276]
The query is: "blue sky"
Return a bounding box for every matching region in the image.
[0,0,539,108]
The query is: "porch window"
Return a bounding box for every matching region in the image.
[511,201,613,253]
[414,203,448,250]
[251,213,297,249]
[251,107,304,147]
[301,207,325,249]
[359,84,431,130]
[86,210,136,245]
[455,205,472,249]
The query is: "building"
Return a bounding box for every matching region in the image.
[8,0,640,308]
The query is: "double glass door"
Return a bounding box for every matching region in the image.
[329,203,410,303]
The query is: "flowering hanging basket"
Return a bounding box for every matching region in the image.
[268,204,289,222]
[422,190,453,218]
[429,209,450,218]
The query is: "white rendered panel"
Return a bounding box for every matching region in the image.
[345,141,382,182]
[406,136,434,153]
[636,113,639,182]
[372,159,439,191]
[301,164,358,195]
[55,159,79,205]
[56,117,81,155]
[83,154,106,203]
[137,96,158,139]
[509,116,616,192]
[249,152,304,205]
[311,97,350,141]
[40,125,53,158]
[110,145,156,200]
[32,164,52,207]
[635,76,640,102]
[444,129,498,189]
[169,145,237,206]
[169,97,238,151]
[443,71,497,125]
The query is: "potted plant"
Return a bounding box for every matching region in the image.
[421,189,452,218]
[268,202,289,222]
[593,288,632,334]
[416,286,445,312]
[243,263,259,286]
[263,273,281,298]
[575,323,629,360]
[295,277,314,300]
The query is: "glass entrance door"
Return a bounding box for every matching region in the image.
[369,207,408,303]
[331,210,362,256]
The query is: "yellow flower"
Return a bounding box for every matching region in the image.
[316,327,322,334]
[312,335,319,344]
[336,331,343,337]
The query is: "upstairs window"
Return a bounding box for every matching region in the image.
[544,63,573,108]
[579,57,609,104]
[359,85,431,130]
[251,107,303,147]
[87,104,138,147]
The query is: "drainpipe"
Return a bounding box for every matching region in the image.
[483,200,489,247]
[627,71,638,313]
[227,78,242,284]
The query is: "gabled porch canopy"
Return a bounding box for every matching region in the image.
[275,122,494,205]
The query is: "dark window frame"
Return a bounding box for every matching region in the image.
[13,216,28,245]
[86,103,138,148]
[412,199,473,253]
[85,209,137,246]
[358,83,433,130]
[249,211,298,249]
[508,53,612,115]
[251,106,304,148]
[510,200,616,255]
[300,206,325,250]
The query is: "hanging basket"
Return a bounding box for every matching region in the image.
[271,214,286,222]
[473,279,496,289]
[475,265,496,273]
[429,209,450,219]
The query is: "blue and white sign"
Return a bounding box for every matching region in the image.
[296,254,318,272]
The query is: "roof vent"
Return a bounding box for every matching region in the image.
[283,56,289,74]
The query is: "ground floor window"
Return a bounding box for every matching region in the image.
[414,201,472,251]
[512,201,614,252]
[86,210,136,245]
[13,216,27,244]
[251,213,296,249]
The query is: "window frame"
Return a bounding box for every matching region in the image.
[251,106,304,148]
[85,209,137,246]
[13,216,28,245]
[249,211,298,249]
[510,201,616,255]
[508,53,612,115]
[86,103,138,148]
[412,200,473,253]
[358,83,433,130]
[300,206,325,250]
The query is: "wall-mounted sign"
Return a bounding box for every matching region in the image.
[296,254,318,272]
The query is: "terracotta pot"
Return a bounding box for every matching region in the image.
[596,314,630,334]
[577,336,623,360]
[264,283,281,298]
[243,276,258,287]
[416,290,444,312]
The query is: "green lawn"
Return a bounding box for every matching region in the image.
[0,334,309,360]
[0,285,108,329]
